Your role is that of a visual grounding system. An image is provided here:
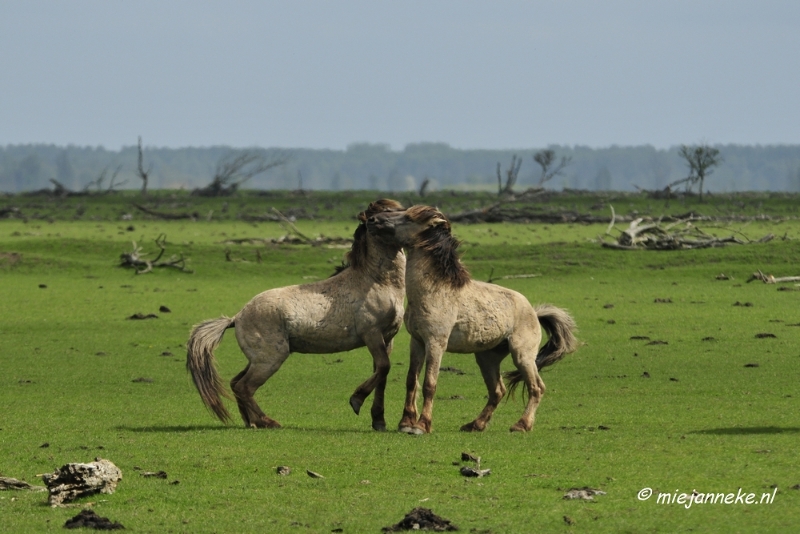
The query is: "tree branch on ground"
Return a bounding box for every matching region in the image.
[133,204,199,220]
[747,270,800,284]
[119,234,193,274]
[193,150,288,197]
[600,206,772,250]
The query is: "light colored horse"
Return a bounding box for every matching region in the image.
[366,205,578,433]
[186,199,406,431]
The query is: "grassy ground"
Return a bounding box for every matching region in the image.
[1,193,799,532]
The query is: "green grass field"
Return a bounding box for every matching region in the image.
[1,192,799,532]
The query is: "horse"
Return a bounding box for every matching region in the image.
[186,199,406,431]
[366,205,579,433]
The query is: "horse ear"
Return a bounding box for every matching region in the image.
[429,216,448,227]
[357,211,368,223]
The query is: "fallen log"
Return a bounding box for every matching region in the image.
[119,234,193,274]
[600,207,771,250]
[133,203,199,220]
[42,458,122,507]
[747,270,800,284]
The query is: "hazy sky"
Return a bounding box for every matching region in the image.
[1,1,798,150]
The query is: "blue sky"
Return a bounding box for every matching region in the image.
[1,1,798,150]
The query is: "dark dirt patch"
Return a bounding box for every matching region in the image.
[777,286,800,292]
[140,470,167,479]
[654,298,672,303]
[64,510,125,530]
[131,377,154,383]
[127,313,158,320]
[642,372,651,378]
[38,283,47,288]
[733,301,753,307]
[440,366,465,375]
[744,363,760,368]
[645,340,668,345]
[702,336,716,341]
[603,303,614,309]
[629,336,650,341]
[382,507,458,532]
[159,305,171,313]
[755,333,776,339]
[0,252,22,265]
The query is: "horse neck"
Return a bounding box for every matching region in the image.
[404,247,455,302]
[360,234,405,287]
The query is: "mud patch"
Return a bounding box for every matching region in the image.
[0,252,21,266]
[64,509,125,530]
[382,507,458,532]
[127,313,158,320]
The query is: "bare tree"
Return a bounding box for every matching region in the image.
[678,144,722,202]
[418,177,430,197]
[193,150,288,197]
[136,136,151,196]
[533,149,572,186]
[497,154,522,195]
[83,165,125,194]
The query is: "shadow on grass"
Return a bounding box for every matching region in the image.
[690,426,800,435]
[115,424,377,434]
[115,425,233,433]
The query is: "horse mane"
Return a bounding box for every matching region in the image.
[331,199,404,276]
[407,205,470,288]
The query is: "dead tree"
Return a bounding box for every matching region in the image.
[193,150,287,197]
[136,136,152,196]
[418,177,430,197]
[497,155,522,195]
[82,165,125,194]
[533,149,572,186]
[678,144,722,202]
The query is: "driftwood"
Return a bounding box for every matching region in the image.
[42,458,122,507]
[133,203,199,220]
[119,234,193,274]
[747,270,800,284]
[0,476,46,491]
[600,207,774,250]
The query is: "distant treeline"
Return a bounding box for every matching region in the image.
[2,142,799,193]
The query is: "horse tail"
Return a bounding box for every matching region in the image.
[186,316,236,423]
[532,304,579,370]
[506,304,578,397]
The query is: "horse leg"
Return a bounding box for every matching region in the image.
[230,365,251,425]
[398,337,425,433]
[412,340,446,434]
[460,346,508,432]
[508,334,545,432]
[348,333,392,431]
[233,331,290,429]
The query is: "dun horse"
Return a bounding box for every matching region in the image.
[186,199,406,431]
[366,205,578,433]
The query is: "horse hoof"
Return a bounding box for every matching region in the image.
[509,423,529,433]
[398,426,420,434]
[460,422,484,432]
[372,422,387,432]
[349,397,362,415]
